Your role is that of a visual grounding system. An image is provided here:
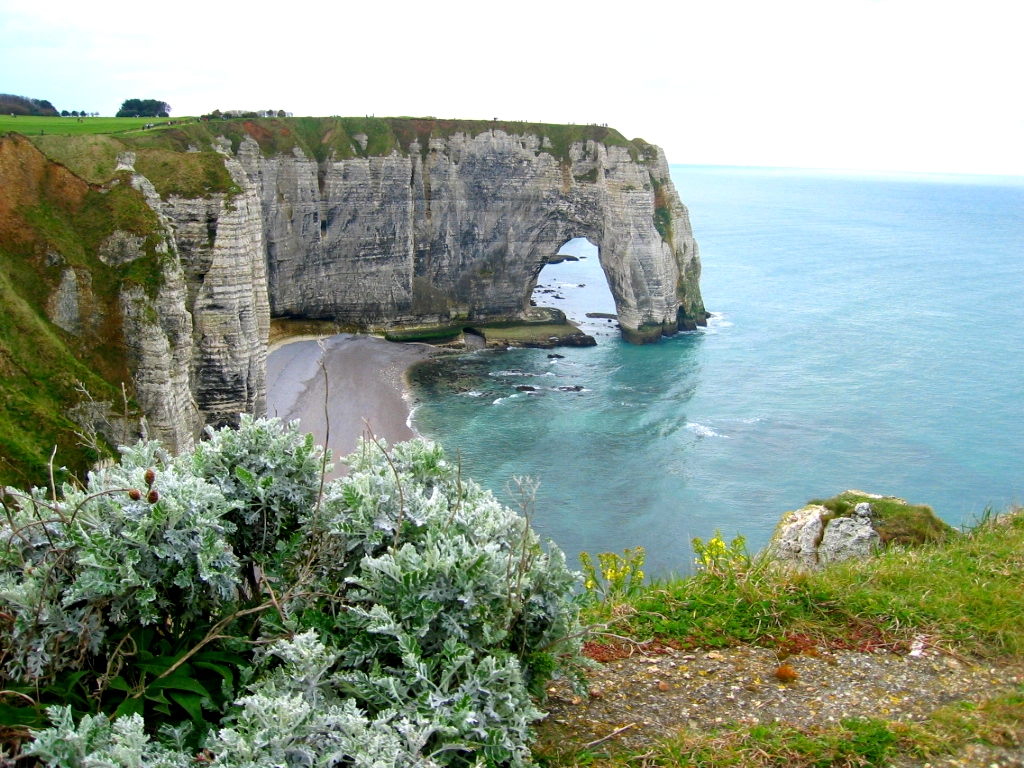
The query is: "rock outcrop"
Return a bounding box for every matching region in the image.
[768,499,881,569]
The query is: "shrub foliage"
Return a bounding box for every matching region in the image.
[116,99,171,118]
[0,417,583,766]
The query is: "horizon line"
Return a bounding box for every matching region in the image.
[668,162,1024,183]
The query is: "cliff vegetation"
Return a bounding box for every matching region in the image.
[0,134,167,487]
[1,423,1021,767]
[538,503,1024,766]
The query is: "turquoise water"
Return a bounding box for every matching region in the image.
[409,166,1024,577]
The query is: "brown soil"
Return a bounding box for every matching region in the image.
[536,640,1024,766]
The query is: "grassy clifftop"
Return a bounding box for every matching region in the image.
[7,116,647,191]
[115,116,641,164]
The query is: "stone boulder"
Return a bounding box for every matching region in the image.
[819,515,880,565]
[768,500,880,570]
[769,505,827,570]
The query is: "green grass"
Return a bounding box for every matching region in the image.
[0,264,120,488]
[91,116,643,164]
[26,133,239,198]
[542,510,1024,766]
[28,134,126,183]
[132,148,240,199]
[585,508,1024,658]
[0,115,194,137]
[9,114,646,166]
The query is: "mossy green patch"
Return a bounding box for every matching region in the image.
[269,318,365,347]
[620,321,666,344]
[28,134,126,183]
[0,136,161,486]
[807,491,954,547]
[573,167,599,184]
[648,171,674,246]
[384,325,464,344]
[132,149,239,199]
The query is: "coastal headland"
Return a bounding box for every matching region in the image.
[0,117,704,486]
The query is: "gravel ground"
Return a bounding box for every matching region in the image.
[538,641,1024,766]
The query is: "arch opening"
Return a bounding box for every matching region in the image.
[530,238,621,342]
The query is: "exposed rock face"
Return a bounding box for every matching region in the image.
[98,230,146,266]
[154,148,270,429]
[819,515,880,564]
[770,505,827,570]
[46,268,87,335]
[238,130,705,342]
[122,149,270,438]
[768,501,881,569]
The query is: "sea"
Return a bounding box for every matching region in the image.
[407,166,1024,578]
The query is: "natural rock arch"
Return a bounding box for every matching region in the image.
[252,129,707,343]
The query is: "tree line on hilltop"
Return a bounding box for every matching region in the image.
[0,93,60,116]
[0,93,143,118]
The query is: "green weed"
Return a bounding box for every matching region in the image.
[580,547,646,608]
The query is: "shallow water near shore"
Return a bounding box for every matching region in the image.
[410,166,1024,577]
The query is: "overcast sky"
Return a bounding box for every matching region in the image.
[3,0,1021,176]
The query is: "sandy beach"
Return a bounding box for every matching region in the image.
[266,334,440,473]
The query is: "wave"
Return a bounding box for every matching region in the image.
[686,422,728,438]
[489,370,556,379]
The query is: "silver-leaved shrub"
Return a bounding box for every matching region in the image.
[1,419,582,766]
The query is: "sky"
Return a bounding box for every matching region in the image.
[2,0,1022,176]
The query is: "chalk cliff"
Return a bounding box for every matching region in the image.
[7,119,705,472]
[237,129,705,342]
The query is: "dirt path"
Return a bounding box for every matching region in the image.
[537,641,1024,765]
